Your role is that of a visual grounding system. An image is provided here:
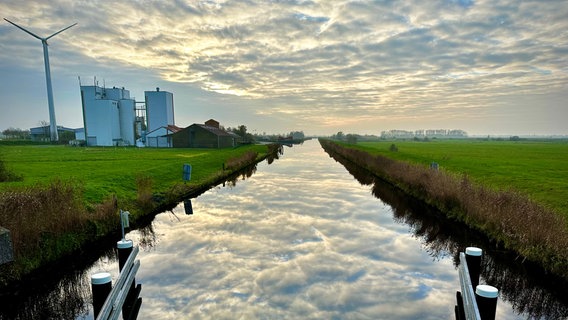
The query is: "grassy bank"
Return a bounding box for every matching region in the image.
[0,144,278,284]
[319,139,568,279]
[354,139,568,217]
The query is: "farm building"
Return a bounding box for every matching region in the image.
[146,125,182,148]
[172,119,239,148]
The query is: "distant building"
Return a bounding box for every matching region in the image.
[80,84,175,147]
[30,125,78,142]
[381,129,467,139]
[172,119,238,148]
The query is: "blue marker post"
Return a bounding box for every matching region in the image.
[183,164,192,182]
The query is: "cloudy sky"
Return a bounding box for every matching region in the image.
[1,0,567,136]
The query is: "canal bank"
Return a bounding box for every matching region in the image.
[318,138,568,282]
[0,144,282,288]
[2,140,567,319]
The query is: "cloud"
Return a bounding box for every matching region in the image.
[1,0,567,134]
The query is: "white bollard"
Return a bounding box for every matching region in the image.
[91,272,112,318]
[475,284,498,320]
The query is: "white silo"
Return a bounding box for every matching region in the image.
[118,99,136,145]
[145,88,175,133]
[80,84,136,146]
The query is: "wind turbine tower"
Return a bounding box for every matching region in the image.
[4,18,77,142]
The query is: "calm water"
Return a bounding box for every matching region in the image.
[1,139,567,319]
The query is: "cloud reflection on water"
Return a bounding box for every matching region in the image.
[131,141,461,319]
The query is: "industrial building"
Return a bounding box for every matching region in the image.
[30,125,81,142]
[145,88,174,133]
[80,84,175,147]
[172,119,240,148]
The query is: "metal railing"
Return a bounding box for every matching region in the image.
[96,246,140,320]
[458,252,482,320]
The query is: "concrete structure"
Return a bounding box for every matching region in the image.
[80,85,137,146]
[145,88,174,134]
[172,119,237,148]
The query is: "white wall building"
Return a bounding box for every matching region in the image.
[145,88,174,134]
[80,85,136,146]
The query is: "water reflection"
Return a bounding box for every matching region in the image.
[324,142,568,319]
[131,141,467,319]
[0,247,115,320]
[0,157,270,320]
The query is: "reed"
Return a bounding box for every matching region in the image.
[319,139,568,278]
[225,150,259,171]
[135,175,154,212]
[0,180,114,276]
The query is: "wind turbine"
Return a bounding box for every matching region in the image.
[4,18,77,142]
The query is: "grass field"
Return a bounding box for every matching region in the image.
[351,139,568,217]
[0,143,272,281]
[0,144,269,204]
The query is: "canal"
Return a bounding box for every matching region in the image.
[1,139,567,319]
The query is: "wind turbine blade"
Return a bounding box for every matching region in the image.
[45,22,77,40]
[4,18,43,40]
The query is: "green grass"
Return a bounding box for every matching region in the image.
[0,144,272,282]
[0,144,268,204]
[349,140,568,217]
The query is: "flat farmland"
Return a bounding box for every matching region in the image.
[0,144,268,204]
[354,139,568,217]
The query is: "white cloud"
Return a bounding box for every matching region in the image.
[1,0,567,134]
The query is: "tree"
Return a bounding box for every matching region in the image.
[346,134,358,144]
[335,131,344,141]
[2,127,29,140]
[237,125,247,138]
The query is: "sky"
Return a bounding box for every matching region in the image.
[0,0,567,136]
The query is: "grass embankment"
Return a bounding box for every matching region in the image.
[319,139,568,279]
[0,144,278,284]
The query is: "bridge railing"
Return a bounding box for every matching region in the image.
[92,241,142,320]
[455,247,498,320]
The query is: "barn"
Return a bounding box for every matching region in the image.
[172,119,238,148]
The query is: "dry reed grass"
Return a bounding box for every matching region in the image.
[0,180,89,260]
[225,150,258,171]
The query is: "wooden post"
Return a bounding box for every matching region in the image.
[475,285,498,320]
[91,272,112,319]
